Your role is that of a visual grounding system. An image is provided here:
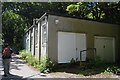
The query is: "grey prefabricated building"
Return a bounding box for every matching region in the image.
[24,13,120,63]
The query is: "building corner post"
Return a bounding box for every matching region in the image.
[38,21,41,61]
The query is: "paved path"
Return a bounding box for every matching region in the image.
[0,53,50,80]
[0,53,79,80]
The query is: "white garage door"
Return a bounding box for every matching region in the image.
[58,32,86,63]
[94,37,115,63]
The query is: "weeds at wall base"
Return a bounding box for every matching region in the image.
[19,50,55,73]
[19,50,120,75]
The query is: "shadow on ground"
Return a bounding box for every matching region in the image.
[11,55,27,64]
[10,55,26,70]
[1,73,23,80]
[1,74,36,80]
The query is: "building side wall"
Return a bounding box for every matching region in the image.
[48,15,120,63]
[48,16,58,62]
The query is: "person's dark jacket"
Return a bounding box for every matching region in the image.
[2,48,13,59]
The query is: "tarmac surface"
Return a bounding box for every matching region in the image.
[0,53,50,80]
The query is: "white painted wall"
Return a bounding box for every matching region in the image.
[58,32,86,63]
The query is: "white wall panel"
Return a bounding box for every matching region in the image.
[58,32,86,63]
[58,32,76,63]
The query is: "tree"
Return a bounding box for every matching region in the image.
[2,10,26,49]
[2,2,72,27]
[2,2,72,49]
[66,2,120,24]
[0,33,3,45]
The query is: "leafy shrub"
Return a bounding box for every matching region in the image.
[38,57,55,73]
[69,58,81,66]
[19,50,30,60]
[19,50,55,73]
[19,50,40,68]
[70,58,76,65]
[104,66,120,74]
[27,56,38,66]
[79,71,92,76]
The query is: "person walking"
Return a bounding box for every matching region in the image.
[2,43,13,77]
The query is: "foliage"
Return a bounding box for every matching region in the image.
[68,58,80,67]
[2,2,72,26]
[66,3,80,13]
[2,2,72,49]
[52,58,120,76]
[19,50,55,73]
[66,2,120,24]
[79,71,93,76]
[38,57,55,73]
[66,2,91,18]
[104,66,120,74]
[2,10,26,50]
[70,58,76,64]
[19,50,31,60]
[79,64,120,76]
[0,33,4,45]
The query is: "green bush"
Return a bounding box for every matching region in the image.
[70,58,76,65]
[19,50,30,60]
[19,50,40,67]
[38,57,55,73]
[104,66,120,74]
[19,50,55,73]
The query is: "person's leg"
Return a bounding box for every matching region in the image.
[7,59,11,74]
[2,59,7,76]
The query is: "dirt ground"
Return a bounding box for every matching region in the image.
[47,63,120,78]
[48,72,119,78]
